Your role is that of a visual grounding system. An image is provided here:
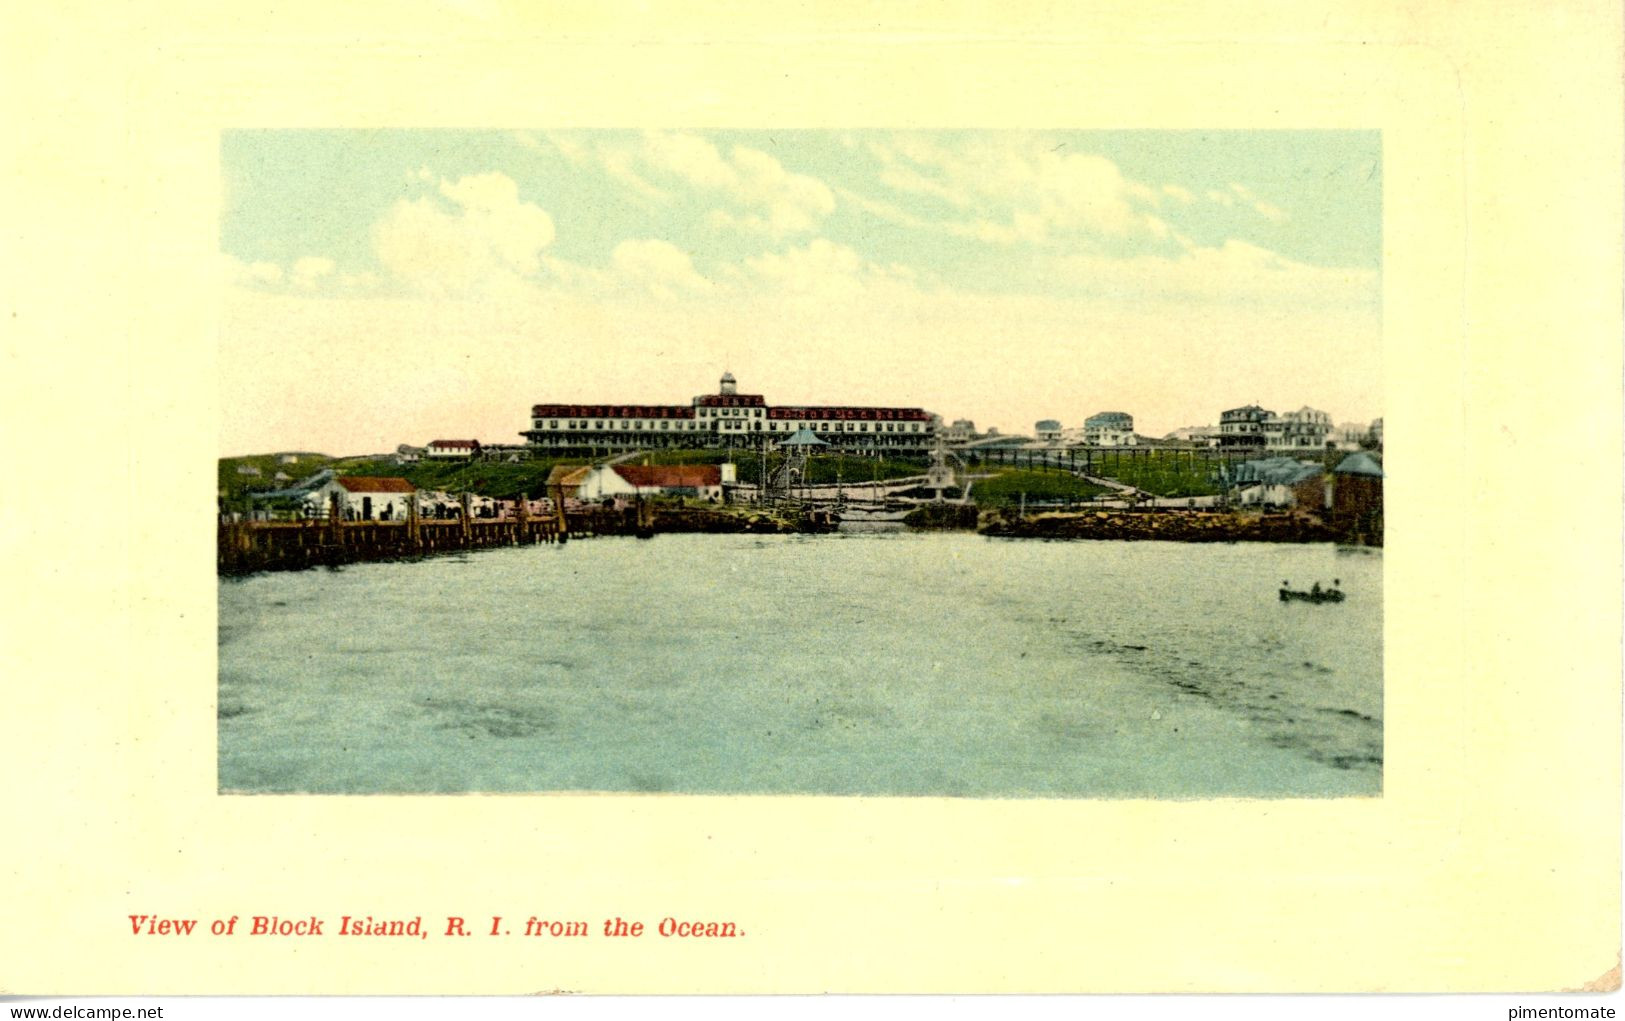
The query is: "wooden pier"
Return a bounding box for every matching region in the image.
[219,492,568,575]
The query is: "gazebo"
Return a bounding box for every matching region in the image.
[771,428,829,499]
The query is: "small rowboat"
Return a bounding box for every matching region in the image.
[1279,584,1345,604]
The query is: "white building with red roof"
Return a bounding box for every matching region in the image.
[522,372,937,453]
[303,475,420,521]
[575,463,725,502]
[426,439,482,459]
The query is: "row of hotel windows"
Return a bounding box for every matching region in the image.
[536,419,926,433]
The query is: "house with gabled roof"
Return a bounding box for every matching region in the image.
[426,439,481,459]
[574,463,724,502]
[304,475,419,521]
[1231,457,1325,510]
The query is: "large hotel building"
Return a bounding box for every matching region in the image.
[523,373,939,453]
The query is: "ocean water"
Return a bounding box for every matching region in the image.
[217,531,1382,797]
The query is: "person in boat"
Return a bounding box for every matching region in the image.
[1311,581,1322,596]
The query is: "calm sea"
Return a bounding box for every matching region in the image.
[218,530,1382,797]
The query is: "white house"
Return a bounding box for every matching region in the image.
[1263,407,1332,452]
[574,464,724,502]
[303,476,418,521]
[1164,425,1221,447]
[1083,411,1137,446]
[1231,458,1324,509]
[426,439,481,459]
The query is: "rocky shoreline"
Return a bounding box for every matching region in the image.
[978,510,1357,544]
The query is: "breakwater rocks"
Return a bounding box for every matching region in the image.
[649,508,798,534]
[580,506,830,535]
[980,511,1351,544]
[901,503,980,530]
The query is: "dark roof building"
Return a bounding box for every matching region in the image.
[1333,452,1385,477]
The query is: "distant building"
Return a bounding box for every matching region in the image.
[304,476,418,521]
[277,453,299,465]
[426,439,481,459]
[1219,405,1273,450]
[1369,418,1384,447]
[941,419,978,443]
[960,433,1035,452]
[1332,422,1369,451]
[1264,406,1333,452]
[1034,419,1064,442]
[1231,457,1323,510]
[1083,411,1137,447]
[477,443,531,462]
[235,464,260,476]
[523,373,937,453]
[1165,425,1221,447]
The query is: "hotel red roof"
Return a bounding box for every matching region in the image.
[767,405,933,421]
[532,404,695,419]
[612,464,722,488]
[335,476,418,494]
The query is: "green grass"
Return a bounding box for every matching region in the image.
[217,452,336,501]
[968,469,1111,507]
[1085,450,1227,497]
[218,452,590,503]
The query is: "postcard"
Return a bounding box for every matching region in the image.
[3,0,1619,997]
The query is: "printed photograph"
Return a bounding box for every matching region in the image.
[217,129,1383,797]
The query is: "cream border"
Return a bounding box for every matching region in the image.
[3,1,1619,994]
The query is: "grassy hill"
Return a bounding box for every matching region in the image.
[217,452,591,503]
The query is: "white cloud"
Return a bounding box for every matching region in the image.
[290,256,336,288]
[1228,183,1288,223]
[609,239,712,298]
[556,131,837,238]
[834,187,935,231]
[731,238,918,301]
[1161,184,1197,204]
[600,146,669,204]
[643,132,738,191]
[225,255,284,287]
[1041,238,1378,308]
[1202,183,1289,223]
[870,134,1170,247]
[372,171,556,296]
[1252,200,1289,223]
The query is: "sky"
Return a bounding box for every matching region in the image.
[219,130,1381,456]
